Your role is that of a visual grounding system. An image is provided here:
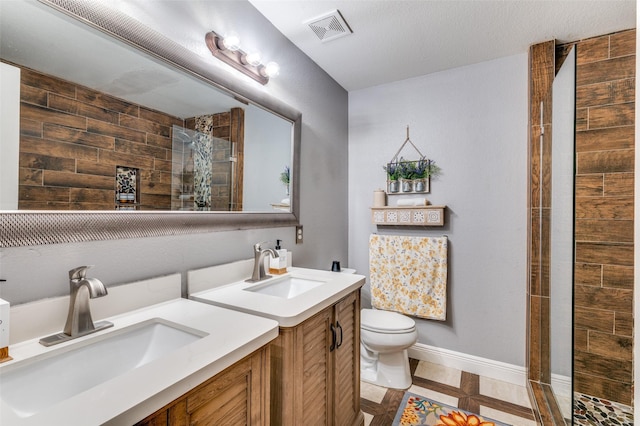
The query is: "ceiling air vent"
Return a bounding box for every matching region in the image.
[305,10,352,43]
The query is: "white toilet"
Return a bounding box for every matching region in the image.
[360,308,418,389]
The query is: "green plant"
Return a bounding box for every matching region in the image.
[383,162,400,181]
[397,159,417,180]
[414,157,428,178]
[385,157,442,181]
[414,157,441,179]
[279,166,290,185]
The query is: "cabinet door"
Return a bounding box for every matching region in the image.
[177,348,270,425]
[296,306,334,425]
[332,291,361,426]
[270,290,363,426]
[136,347,269,426]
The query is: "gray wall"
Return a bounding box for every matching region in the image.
[244,105,292,211]
[0,1,349,304]
[348,53,529,367]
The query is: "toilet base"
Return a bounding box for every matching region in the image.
[360,348,412,390]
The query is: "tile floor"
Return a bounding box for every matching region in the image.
[360,358,537,426]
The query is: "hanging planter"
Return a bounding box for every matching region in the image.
[383,126,441,194]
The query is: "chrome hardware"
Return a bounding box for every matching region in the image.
[245,242,279,283]
[39,266,113,346]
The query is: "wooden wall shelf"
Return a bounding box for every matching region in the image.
[371,205,445,226]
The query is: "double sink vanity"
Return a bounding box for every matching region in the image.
[0,259,365,425]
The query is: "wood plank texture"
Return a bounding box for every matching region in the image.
[575,219,633,242]
[602,265,634,289]
[574,284,633,313]
[574,263,602,286]
[527,40,554,399]
[575,126,634,152]
[571,31,635,406]
[15,64,216,210]
[610,29,636,58]
[577,149,634,174]
[588,102,635,129]
[575,242,633,266]
[577,55,635,86]
[575,174,603,197]
[574,306,614,333]
[575,195,633,220]
[574,371,632,405]
[135,347,269,426]
[576,78,635,109]
[604,172,634,196]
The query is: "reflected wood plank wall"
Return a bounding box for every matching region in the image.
[528,29,635,425]
[13,63,183,210]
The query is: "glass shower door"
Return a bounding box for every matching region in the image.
[171,125,235,211]
[550,45,575,421]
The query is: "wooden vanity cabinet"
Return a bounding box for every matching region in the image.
[270,289,364,426]
[135,345,270,426]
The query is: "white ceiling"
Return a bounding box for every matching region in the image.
[249,0,636,91]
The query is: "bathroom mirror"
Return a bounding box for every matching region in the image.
[0,0,301,247]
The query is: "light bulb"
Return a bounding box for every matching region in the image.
[244,51,262,66]
[263,61,280,78]
[222,35,240,51]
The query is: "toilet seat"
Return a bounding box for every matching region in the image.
[361,309,415,334]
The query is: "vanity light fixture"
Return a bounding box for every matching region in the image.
[263,61,280,78]
[205,30,279,85]
[221,34,240,51]
[244,51,262,66]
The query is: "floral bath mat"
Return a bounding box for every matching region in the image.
[392,392,510,426]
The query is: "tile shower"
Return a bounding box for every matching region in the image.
[528,29,635,424]
[171,114,237,212]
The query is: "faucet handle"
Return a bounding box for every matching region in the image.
[253,241,270,252]
[69,265,94,280]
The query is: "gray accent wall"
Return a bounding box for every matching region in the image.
[0,1,349,304]
[348,54,529,367]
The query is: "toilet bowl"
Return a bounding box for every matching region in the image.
[360,308,417,389]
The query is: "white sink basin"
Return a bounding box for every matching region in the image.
[244,276,327,299]
[0,318,206,418]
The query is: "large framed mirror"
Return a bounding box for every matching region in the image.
[0,0,301,247]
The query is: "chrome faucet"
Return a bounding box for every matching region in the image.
[246,242,279,283]
[39,266,113,347]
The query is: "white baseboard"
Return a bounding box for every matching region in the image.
[550,373,571,398]
[408,342,527,387]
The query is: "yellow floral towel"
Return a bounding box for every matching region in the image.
[369,234,448,321]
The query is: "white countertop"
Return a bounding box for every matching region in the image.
[0,298,279,426]
[189,267,366,327]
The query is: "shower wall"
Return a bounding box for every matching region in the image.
[528,28,635,424]
[566,29,635,406]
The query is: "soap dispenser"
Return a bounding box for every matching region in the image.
[269,239,288,275]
